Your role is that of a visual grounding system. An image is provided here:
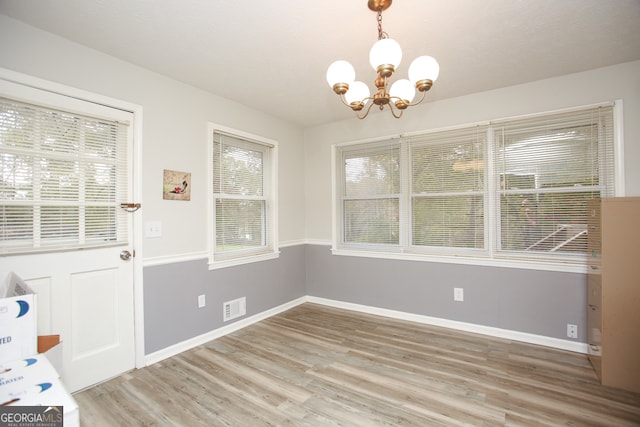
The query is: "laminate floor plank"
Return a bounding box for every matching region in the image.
[75,303,640,426]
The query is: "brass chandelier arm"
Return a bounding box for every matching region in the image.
[355,101,379,120]
[339,93,410,120]
[386,101,404,119]
[338,94,376,119]
[396,89,428,108]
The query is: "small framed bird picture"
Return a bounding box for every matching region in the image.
[163,169,191,201]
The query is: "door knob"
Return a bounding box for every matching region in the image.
[120,250,132,261]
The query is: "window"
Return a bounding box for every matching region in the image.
[410,126,487,253]
[493,108,614,257]
[209,125,278,268]
[342,143,401,246]
[0,96,130,254]
[334,104,617,269]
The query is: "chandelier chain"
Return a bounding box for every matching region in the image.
[376,7,388,40]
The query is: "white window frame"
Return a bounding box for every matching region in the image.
[332,102,623,273]
[207,123,279,269]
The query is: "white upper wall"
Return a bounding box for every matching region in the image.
[0,15,306,260]
[304,60,640,241]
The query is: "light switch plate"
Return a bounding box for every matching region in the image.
[145,221,162,238]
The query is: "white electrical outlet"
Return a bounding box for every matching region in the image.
[454,288,464,302]
[567,324,578,339]
[198,294,206,308]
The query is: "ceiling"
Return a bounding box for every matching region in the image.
[1,0,639,128]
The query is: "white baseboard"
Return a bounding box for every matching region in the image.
[145,295,587,367]
[144,296,308,366]
[306,296,588,354]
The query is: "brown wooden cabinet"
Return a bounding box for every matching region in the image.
[587,197,640,393]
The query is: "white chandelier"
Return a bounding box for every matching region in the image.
[326,0,440,119]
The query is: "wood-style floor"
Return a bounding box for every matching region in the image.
[74,303,640,426]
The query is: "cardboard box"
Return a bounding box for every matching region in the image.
[3,378,79,426]
[0,272,37,364]
[0,274,76,426]
[0,354,78,426]
[37,335,60,354]
[0,354,58,392]
[38,335,63,379]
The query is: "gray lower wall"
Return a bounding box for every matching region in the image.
[305,245,587,342]
[144,243,587,355]
[143,245,307,354]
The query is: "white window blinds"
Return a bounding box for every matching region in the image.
[342,144,401,245]
[0,96,130,254]
[212,130,272,258]
[493,106,614,255]
[409,125,487,251]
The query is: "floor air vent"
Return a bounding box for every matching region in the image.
[223,297,246,322]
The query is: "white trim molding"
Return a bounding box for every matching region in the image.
[279,239,307,248]
[141,241,318,268]
[145,296,308,366]
[145,294,587,368]
[143,251,208,267]
[307,296,588,354]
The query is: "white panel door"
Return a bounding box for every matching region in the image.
[0,78,136,392]
[2,247,135,392]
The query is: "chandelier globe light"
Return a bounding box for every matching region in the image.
[326,0,439,119]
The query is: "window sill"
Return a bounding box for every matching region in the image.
[330,247,588,274]
[208,250,280,270]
